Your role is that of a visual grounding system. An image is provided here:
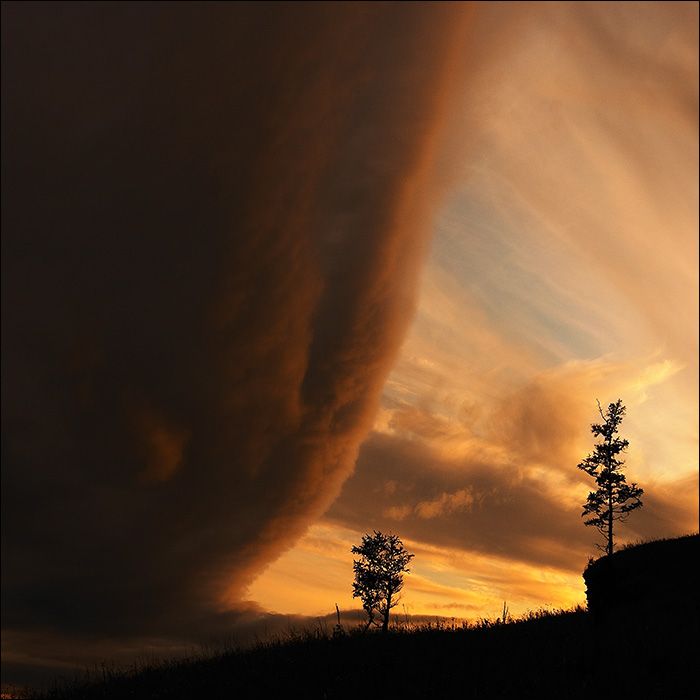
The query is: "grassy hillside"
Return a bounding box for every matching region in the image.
[11,536,700,700]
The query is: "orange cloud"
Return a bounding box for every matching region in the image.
[416,489,477,519]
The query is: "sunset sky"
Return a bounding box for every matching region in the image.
[2,1,698,691]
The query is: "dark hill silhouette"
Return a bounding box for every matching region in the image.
[15,535,699,700]
[583,533,699,620]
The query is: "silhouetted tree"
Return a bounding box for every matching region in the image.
[578,399,644,556]
[352,531,414,634]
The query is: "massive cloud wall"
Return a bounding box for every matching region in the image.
[1,2,470,639]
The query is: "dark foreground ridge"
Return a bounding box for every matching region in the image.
[14,535,700,700]
[584,533,699,620]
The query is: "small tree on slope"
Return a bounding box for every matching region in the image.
[352,531,414,633]
[578,399,644,556]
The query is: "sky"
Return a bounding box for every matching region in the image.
[2,1,698,691]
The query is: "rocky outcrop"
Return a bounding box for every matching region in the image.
[583,534,699,621]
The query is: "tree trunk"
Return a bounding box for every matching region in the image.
[363,606,374,632]
[382,590,392,634]
[607,488,614,556]
[605,437,614,557]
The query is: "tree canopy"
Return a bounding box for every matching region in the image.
[351,531,414,633]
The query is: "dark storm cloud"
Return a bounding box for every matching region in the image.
[1,0,471,670]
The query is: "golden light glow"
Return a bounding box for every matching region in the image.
[247,523,587,621]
